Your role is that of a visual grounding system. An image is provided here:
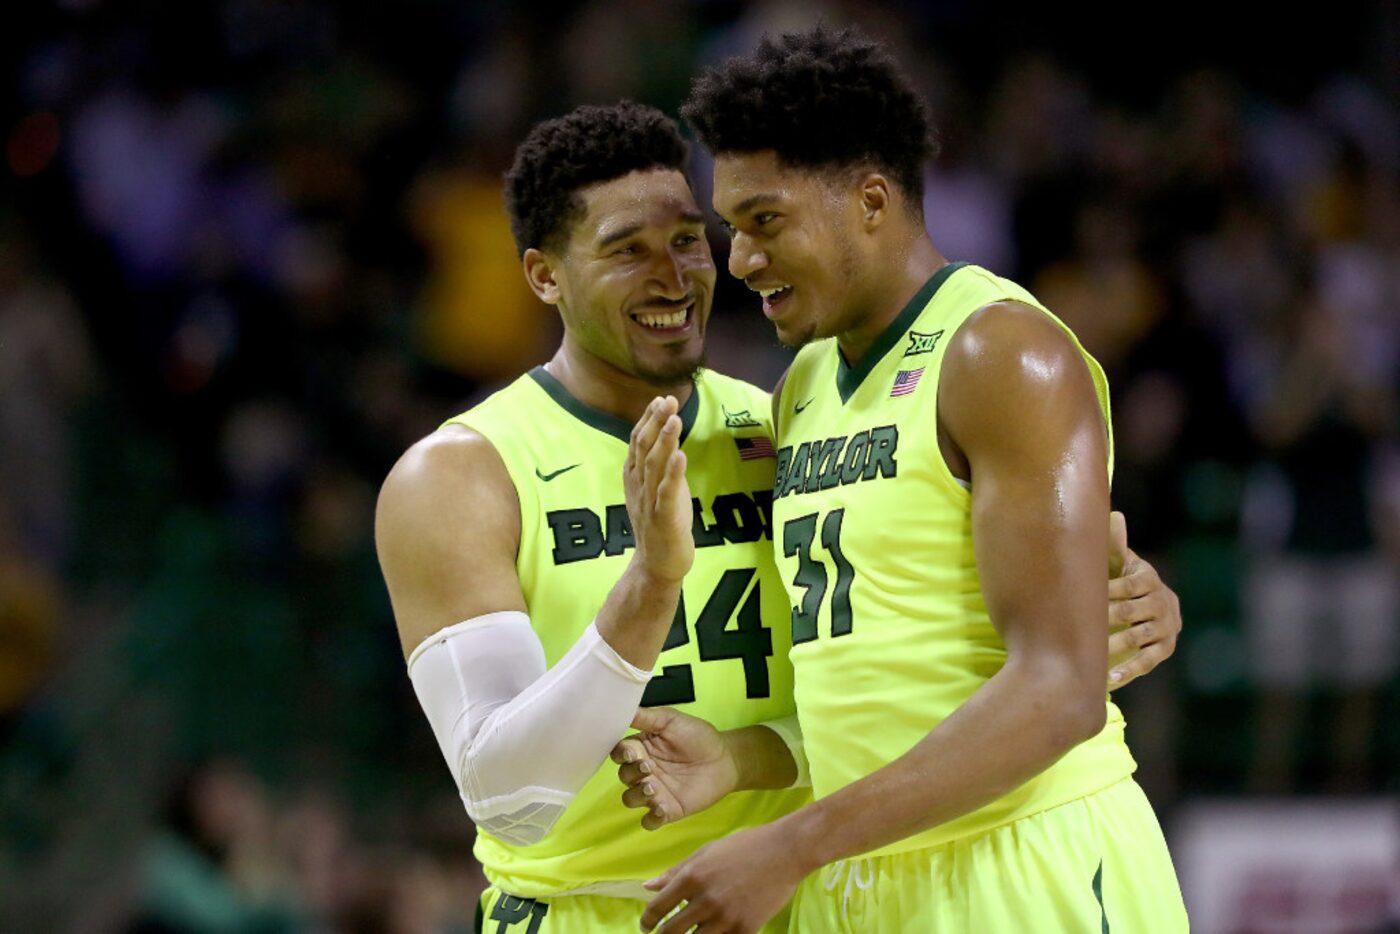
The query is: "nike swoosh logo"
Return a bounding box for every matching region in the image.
[794,398,815,413]
[535,464,580,482]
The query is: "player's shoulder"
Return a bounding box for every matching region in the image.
[378,424,515,531]
[940,300,1099,443]
[945,300,1084,384]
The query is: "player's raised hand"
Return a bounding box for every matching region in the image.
[625,396,693,583]
[1106,510,1182,690]
[611,707,739,831]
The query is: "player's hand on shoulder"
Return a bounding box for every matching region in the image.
[625,396,694,583]
[1106,511,1182,690]
[611,707,738,831]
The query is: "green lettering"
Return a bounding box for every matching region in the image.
[546,508,603,565]
[864,425,899,480]
[840,431,869,484]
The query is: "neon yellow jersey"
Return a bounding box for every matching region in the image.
[446,367,808,897]
[771,262,1136,858]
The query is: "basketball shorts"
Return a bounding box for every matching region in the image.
[476,883,792,933]
[789,778,1187,932]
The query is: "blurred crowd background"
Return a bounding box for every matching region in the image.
[1,1,1396,931]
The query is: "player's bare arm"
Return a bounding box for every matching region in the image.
[375,396,693,846]
[617,514,1181,839]
[377,396,691,665]
[377,425,528,654]
[639,302,1115,933]
[616,380,1179,843]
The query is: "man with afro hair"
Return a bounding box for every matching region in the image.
[623,27,1189,933]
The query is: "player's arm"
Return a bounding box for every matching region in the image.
[639,304,1113,932]
[609,374,808,829]
[375,398,693,845]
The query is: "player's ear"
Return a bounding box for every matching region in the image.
[858,172,892,232]
[523,249,563,305]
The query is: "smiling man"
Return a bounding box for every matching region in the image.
[376,99,1182,934]
[376,103,810,934]
[625,28,1189,933]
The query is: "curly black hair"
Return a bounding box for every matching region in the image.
[682,26,937,206]
[504,102,690,257]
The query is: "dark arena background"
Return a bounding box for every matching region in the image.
[1,1,1397,931]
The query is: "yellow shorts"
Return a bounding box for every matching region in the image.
[475,885,792,933]
[789,778,1187,932]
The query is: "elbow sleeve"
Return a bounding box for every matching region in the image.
[761,714,812,789]
[407,612,650,845]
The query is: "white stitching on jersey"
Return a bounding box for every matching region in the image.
[822,858,874,923]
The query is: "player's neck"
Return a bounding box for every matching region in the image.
[544,345,694,426]
[836,235,947,367]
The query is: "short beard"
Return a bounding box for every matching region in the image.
[634,350,705,387]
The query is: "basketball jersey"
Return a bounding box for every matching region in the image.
[445,366,808,896]
[771,262,1137,858]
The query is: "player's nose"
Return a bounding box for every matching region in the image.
[728,231,767,281]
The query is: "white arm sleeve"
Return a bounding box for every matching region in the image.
[406,611,651,846]
[759,714,812,789]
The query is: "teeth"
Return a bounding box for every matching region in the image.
[758,286,790,299]
[637,308,688,328]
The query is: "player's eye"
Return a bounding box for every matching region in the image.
[754,212,779,226]
[675,233,701,247]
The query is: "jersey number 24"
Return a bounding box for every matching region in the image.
[640,567,773,707]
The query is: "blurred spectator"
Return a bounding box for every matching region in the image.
[0,500,59,735]
[0,227,94,566]
[1243,290,1397,793]
[128,759,300,933]
[408,151,556,385]
[1033,201,1166,377]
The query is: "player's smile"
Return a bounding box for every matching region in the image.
[749,282,794,320]
[629,294,697,337]
[542,167,716,384]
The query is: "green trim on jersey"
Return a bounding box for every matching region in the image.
[1094,860,1110,933]
[527,366,700,444]
[835,261,969,402]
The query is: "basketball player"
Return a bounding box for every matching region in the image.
[375,101,1181,933]
[628,29,1188,933]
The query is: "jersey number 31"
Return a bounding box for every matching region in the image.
[783,508,855,645]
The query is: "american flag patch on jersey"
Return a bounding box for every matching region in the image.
[735,436,776,460]
[890,367,925,397]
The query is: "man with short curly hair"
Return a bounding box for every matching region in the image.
[379,101,812,934]
[623,27,1189,932]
